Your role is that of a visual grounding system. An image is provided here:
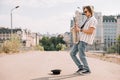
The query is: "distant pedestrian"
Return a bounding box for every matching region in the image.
[70,5,97,74]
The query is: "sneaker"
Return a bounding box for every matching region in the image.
[76,68,84,73]
[81,70,91,74]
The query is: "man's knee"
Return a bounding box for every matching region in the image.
[79,54,86,59]
[70,51,76,57]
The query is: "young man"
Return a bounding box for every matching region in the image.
[70,6,97,74]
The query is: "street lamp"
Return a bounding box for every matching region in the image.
[10,6,19,36]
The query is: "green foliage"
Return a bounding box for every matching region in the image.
[107,35,120,54]
[107,46,116,53]
[56,43,61,51]
[56,43,66,51]
[39,36,52,51]
[61,44,67,51]
[39,36,66,51]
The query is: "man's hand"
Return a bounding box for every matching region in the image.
[75,26,80,32]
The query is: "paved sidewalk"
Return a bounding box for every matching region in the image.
[0,51,120,80]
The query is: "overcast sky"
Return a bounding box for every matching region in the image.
[0,0,120,34]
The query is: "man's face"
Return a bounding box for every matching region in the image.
[84,8,91,17]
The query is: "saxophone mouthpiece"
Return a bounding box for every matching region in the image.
[82,13,85,15]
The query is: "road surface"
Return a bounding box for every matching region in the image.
[0,51,120,80]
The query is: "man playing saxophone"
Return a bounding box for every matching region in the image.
[70,5,97,74]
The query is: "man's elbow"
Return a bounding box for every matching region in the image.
[87,31,93,34]
[87,27,95,34]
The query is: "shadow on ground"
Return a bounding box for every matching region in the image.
[32,73,83,80]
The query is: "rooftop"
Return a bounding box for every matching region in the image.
[103,15,117,22]
[0,27,22,33]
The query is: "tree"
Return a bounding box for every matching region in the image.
[50,37,57,50]
[39,36,51,51]
[39,36,66,51]
[57,35,66,44]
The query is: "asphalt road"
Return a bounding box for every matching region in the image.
[0,51,120,80]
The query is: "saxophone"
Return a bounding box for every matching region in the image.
[71,10,81,44]
[71,21,80,44]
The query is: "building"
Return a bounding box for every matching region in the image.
[42,32,59,38]
[93,12,103,50]
[0,27,22,43]
[0,27,41,47]
[63,32,71,47]
[22,29,40,47]
[117,15,120,37]
[103,15,120,49]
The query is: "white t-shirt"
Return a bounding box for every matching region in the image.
[79,16,97,45]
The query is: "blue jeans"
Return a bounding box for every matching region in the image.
[70,41,90,71]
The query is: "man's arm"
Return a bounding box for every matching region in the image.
[75,26,95,35]
[82,27,95,34]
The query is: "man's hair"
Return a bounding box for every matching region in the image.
[83,5,94,16]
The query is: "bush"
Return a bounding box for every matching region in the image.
[61,44,67,51]
[56,43,66,51]
[34,45,44,51]
[0,48,3,53]
[1,34,21,53]
[2,40,11,53]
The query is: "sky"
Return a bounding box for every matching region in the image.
[0,0,120,34]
